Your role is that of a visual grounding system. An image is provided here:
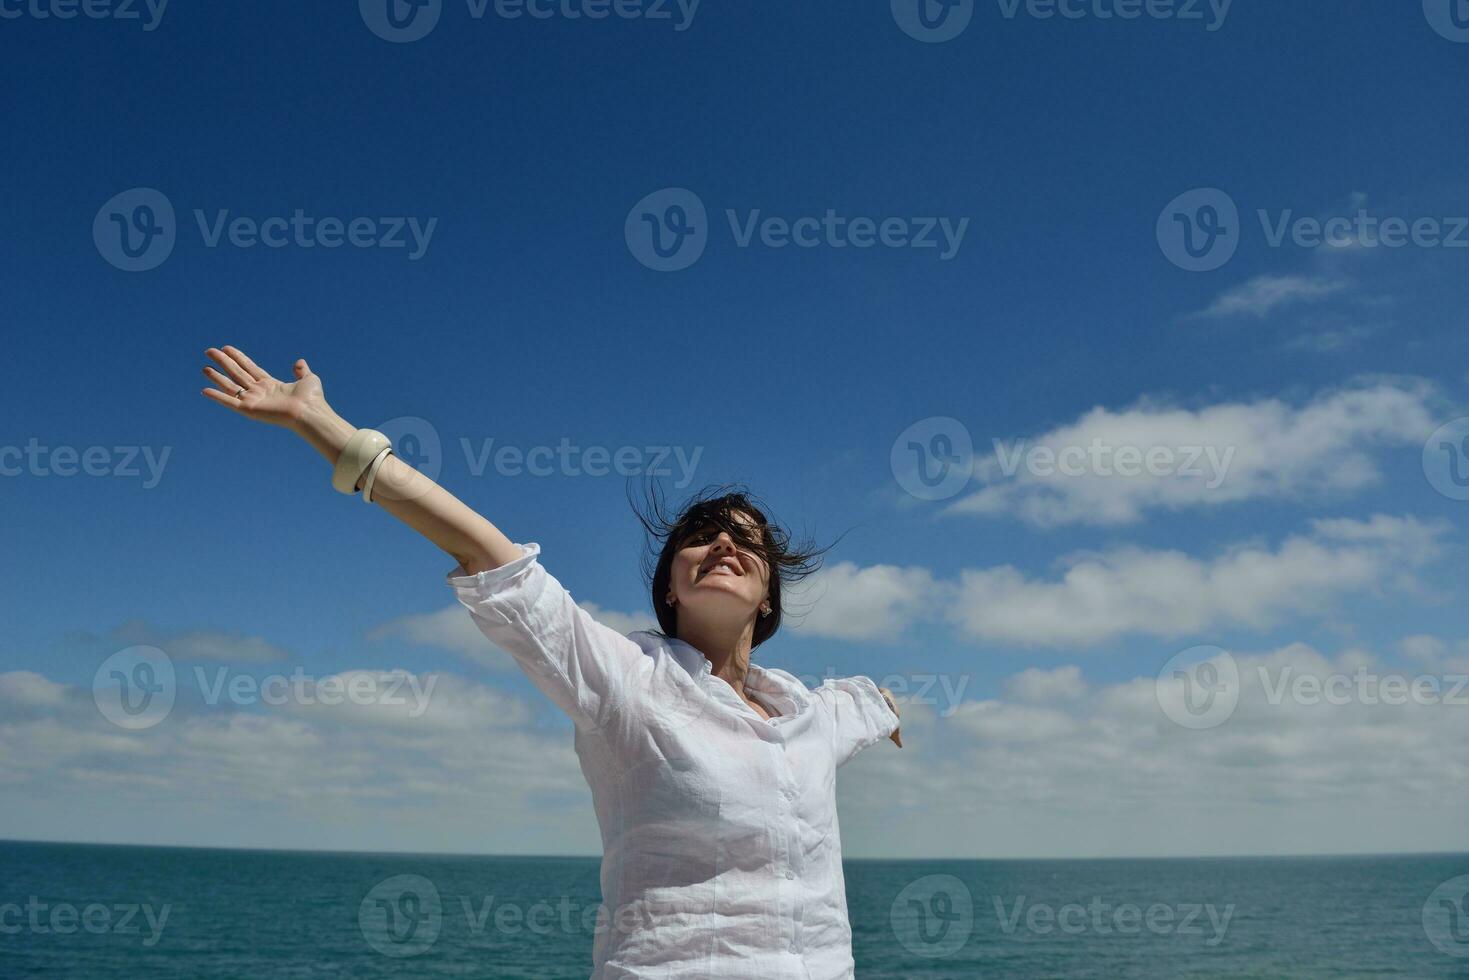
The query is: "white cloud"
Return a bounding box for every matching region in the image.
[1005,665,1086,702]
[1190,274,1347,318]
[947,381,1438,527]
[785,562,939,640]
[0,668,597,855]
[834,641,1469,858]
[944,515,1443,647]
[106,619,292,663]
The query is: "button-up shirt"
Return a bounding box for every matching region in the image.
[446,542,899,980]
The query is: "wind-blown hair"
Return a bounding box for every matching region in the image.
[627,481,838,650]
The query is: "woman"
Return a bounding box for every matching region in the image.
[200,345,903,979]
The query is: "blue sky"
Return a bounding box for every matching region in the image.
[2,1,1468,858]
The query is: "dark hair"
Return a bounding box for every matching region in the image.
[627,481,839,650]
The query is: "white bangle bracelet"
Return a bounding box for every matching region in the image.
[361,446,393,504]
[332,429,392,495]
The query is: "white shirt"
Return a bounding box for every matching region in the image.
[446,542,900,980]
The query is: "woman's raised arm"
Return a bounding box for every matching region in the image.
[200,345,520,574]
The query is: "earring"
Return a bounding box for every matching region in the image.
[665,594,676,607]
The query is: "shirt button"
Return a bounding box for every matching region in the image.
[785,870,795,880]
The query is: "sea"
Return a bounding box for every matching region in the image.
[2,840,1467,978]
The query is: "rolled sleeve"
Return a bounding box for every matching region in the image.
[445,542,649,732]
[813,675,899,768]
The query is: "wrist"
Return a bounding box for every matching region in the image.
[290,400,355,460]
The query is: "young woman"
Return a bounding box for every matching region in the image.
[200,345,903,980]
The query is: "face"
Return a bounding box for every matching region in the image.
[666,510,771,619]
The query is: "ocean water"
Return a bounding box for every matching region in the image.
[2,840,1467,978]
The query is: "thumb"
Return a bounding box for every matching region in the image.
[295,358,311,377]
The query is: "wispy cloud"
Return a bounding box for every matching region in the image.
[1190,274,1348,319]
[945,515,1445,647]
[836,640,1469,857]
[947,380,1437,527]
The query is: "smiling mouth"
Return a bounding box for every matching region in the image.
[699,559,742,579]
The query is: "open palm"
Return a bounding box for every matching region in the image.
[200,345,323,428]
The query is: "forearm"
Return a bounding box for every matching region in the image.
[290,401,521,574]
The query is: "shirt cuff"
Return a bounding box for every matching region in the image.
[445,542,541,592]
[848,674,900,737]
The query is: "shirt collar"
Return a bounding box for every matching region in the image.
[625,630,811,714]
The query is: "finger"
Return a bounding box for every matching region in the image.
[206,347,256,389]
[201,387,247,413]
[203,365,246,395]
[294,357,312,377]
[223,345,271,381]
[892,729,903,749]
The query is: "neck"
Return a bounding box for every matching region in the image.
[677,617,757,693]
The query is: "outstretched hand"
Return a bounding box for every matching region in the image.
[879,686,902,748]
[200,345,324,428]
